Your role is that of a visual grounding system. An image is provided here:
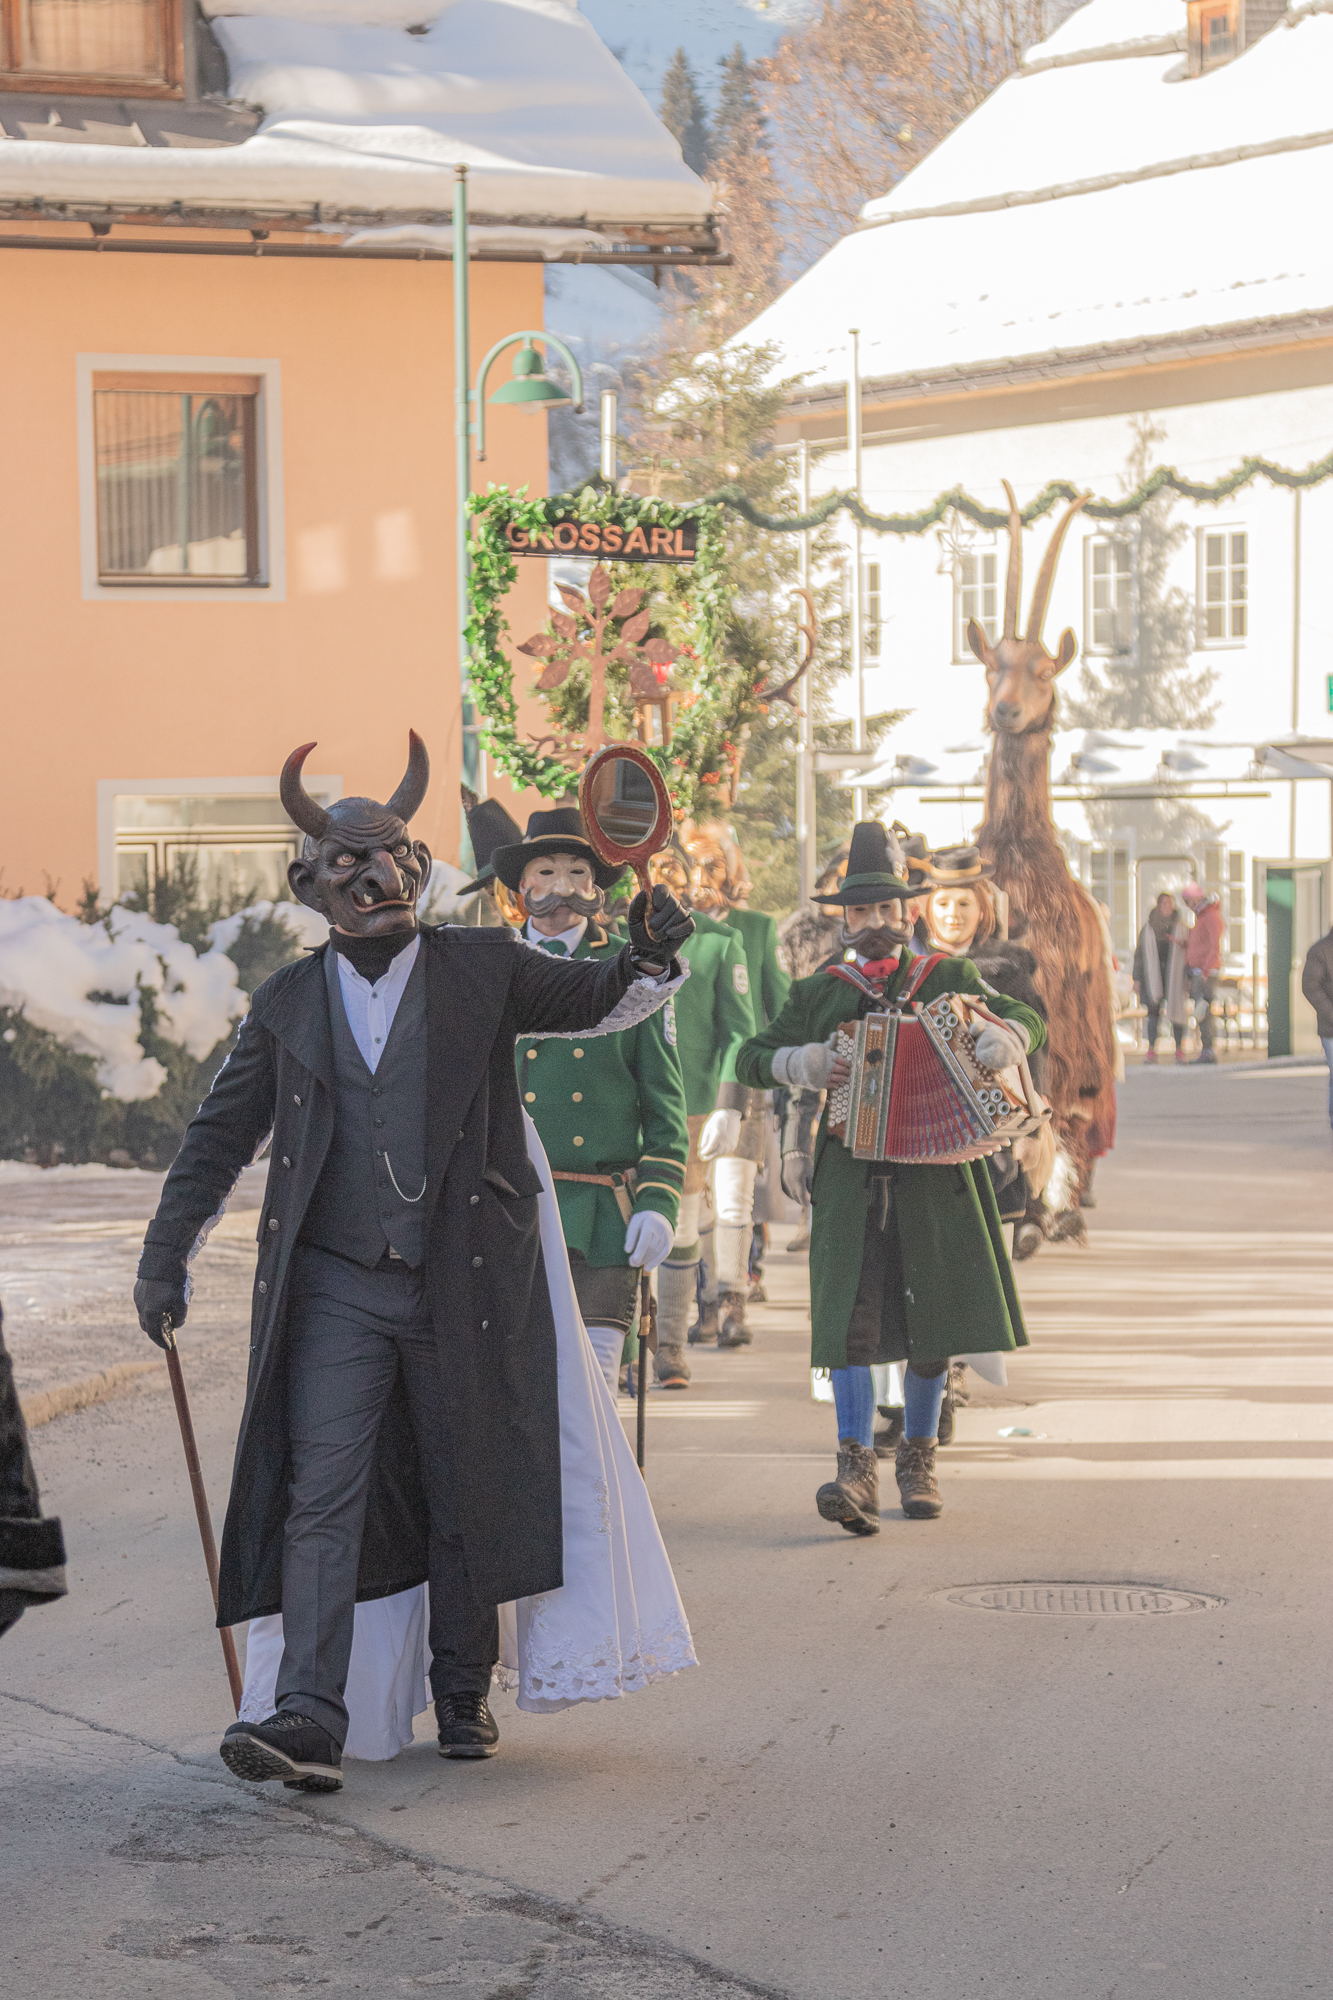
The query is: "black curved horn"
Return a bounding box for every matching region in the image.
[387,729,430,823]
[280,741,333,841]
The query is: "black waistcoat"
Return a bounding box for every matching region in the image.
[300,945,428,1269]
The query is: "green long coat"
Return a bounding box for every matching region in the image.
[736,952,1045,1368]
[669,910,755,1115]
[723,907,791,1030]
[517,927,688,1267]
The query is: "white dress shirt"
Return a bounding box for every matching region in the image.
[334,934,421,1074]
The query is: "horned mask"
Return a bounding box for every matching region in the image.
[284,731,432,936]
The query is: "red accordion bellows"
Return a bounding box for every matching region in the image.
[827,995,1046,1166]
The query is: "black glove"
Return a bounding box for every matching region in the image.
[780,1151,813,1206]
[627,885,694,971]
[134,1278,188,1349]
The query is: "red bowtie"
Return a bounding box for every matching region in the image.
[859,958,900,981]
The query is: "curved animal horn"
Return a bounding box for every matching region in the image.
[280,741,332,841]
[387,729,430,823]
[1001,480,1022,639]
[1026,493,1090,644]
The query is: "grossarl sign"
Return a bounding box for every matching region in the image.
[504,515,698,563]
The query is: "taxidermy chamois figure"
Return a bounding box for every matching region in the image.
[966,483,1120,1205]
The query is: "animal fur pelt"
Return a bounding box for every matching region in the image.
[777,905,843,982]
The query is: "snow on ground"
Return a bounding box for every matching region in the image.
[0,0,712,230]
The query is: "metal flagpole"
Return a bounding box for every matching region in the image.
[162,1320,243,1714]
[796,440,816,904]
[848,330,867,822]
[600,390,618,484]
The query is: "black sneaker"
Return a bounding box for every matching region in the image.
[220,1712,343,1791]
[436,1691,499,1759]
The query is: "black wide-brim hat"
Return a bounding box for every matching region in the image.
[811,819,910,905]
[925,844,992,889]
[458,793,524,895]
[492,806,625,893]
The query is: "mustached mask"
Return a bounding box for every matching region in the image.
[284,732,432,936]
[841,904,913,959]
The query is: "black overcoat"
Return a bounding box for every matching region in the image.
[138,925,657,1626]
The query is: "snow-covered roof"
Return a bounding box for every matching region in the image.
[0,0,714,248]
[741,1,1333,395]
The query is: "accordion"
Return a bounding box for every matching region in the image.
[827,993,1047,1166]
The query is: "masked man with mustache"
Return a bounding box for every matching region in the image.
[133,737,691,1793]
[735,820,1044,1532]
[481,806,689,1397]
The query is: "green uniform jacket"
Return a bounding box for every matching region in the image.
[723,907,791,1030]
[517,928,688,1267]
[736,952,1045,1369]
[668,910,755,1115]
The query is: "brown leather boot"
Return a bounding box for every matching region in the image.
[716,1291,751,1348]
[895,1436,943,1518]
[816,1440,880,1536]
[654,1344,691,1389]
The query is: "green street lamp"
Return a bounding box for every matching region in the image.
[471,330,584,461]
[452,161,585,817]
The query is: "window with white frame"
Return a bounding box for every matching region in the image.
[112,793,303,905]
[1199,527,1247,643]
[1086,842,1132,957]
[1085,535,1134,655]
[93,372,262,585]
[864,560,881,659]
[953,543,997,660]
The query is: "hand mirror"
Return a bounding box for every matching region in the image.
[579,743,674,895]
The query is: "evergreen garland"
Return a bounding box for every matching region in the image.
[700,448,1333,535]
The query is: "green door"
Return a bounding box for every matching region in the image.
[1266,871,1295,1058]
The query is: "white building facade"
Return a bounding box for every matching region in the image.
[742,0,1333,1051]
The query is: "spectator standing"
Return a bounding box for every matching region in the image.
[1182,882,1225,1065]
[1133,892,1188,1064]
[1300,922,1333,1127]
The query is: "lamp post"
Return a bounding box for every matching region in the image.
[452,166,584,807]
[847,327,867,821]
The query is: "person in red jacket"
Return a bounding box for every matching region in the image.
[1182,882,1225,1065]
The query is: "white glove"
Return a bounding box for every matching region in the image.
[699,1107,742,1160]
[772,1039,837,1090]
[973,1020,1030,1072]
[781,1151,813,1205]
[624,1208,675,1272]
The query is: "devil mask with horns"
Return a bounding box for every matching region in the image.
[283,731,432,936]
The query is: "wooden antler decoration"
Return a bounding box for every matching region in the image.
[755,586,820,709]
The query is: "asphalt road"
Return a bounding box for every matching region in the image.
[3,1062,1331,1998]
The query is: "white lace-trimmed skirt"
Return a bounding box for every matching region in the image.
[240,1111,697,1757]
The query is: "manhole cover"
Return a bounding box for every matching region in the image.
[934,1583,1223,1616]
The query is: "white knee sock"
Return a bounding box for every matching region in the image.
[713,1157,759,1289]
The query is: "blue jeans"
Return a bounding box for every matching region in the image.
[1322,1037,1333,1126]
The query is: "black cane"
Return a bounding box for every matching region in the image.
[636,1272,657,1477]
[162,1315,243,1714]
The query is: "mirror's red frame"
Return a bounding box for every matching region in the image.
[578,743,674,895]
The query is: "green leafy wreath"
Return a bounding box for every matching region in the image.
[466,487,756,815]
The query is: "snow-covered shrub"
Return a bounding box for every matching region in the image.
[0,898,245,1100]
[0,895,322,1167]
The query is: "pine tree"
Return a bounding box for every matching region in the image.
[661,48,710,177]
[714,43,765,161]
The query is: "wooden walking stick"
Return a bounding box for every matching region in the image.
[636,1273,657,1476]
[161,1316,243,1714]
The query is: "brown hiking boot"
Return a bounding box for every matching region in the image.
[654,1344,691,1389]
[816,1440,880,1536]
[895,1436,943,1518]
[716,1290,751,1348]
